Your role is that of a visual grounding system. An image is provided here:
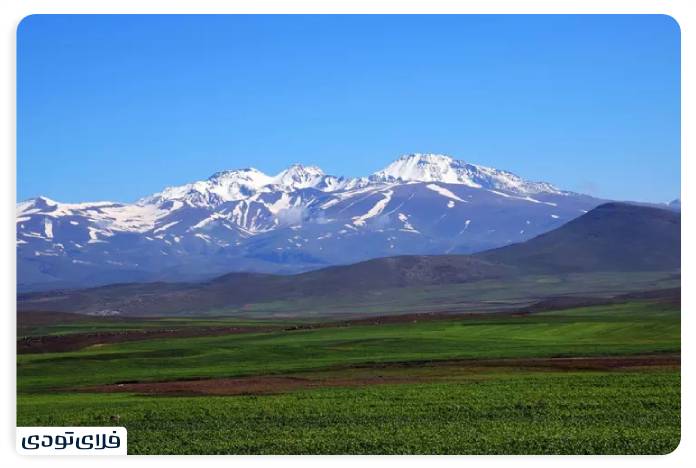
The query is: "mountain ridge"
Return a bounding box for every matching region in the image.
[18,153,606,290]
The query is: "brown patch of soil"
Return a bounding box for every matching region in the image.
[83,354,679,397]
[84,374,418,396]
[350,354,681,371]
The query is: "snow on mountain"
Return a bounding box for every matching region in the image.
[273,164,325,189]
[17,153,607,290]
[425,183,467,202]
[140,168,273,207]
[138,164,370,211]
[373,153,563,195]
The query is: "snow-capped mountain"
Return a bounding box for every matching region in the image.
[374,154,562,194]
[17,153,604,290]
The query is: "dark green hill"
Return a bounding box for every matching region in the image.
[475,203,680,273]
[18,256,510,316]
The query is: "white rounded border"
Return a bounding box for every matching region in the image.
[1,1,690,467]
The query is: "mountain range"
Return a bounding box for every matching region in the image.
[17,203,681,316]
[17,153,647,290]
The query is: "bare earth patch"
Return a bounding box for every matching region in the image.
[83,354,680,397]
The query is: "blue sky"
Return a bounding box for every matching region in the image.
[18,15,680,203]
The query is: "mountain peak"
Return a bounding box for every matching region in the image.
[374,153,471,185]
[373,153,562,195]
[397,153,454,163]
[274,163,326,188]
[210,166,264,176]
[279,163,325,175]
[33,195,59,206]
[17,196,58,215]
[208,167,271,184]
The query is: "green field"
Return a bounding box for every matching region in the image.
[17,300,681,454]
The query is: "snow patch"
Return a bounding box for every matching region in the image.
[352,190,393,227]
[43,219,53,239]
[458,220,472,235]
[397,213,419,233]
[425,183,466,202]
[153,221,180,234]
[488,189,557,206]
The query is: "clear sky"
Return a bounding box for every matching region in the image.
[17,14,680,203]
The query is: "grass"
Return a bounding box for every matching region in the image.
[17,301,679,392]
[16,300,681,454]
[17,369,679,454]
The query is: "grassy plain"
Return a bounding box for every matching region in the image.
[18,369,679,454]
[17,300,681,454]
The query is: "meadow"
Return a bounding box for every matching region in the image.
[17,300,681,454]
